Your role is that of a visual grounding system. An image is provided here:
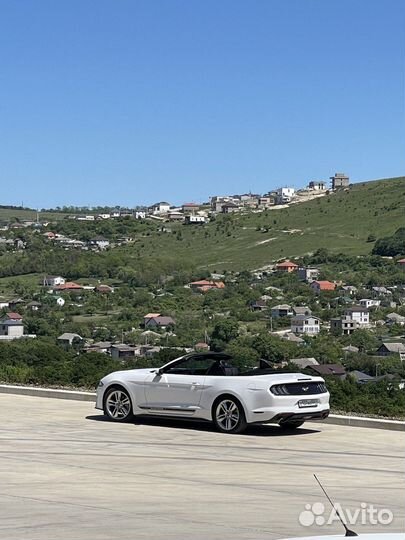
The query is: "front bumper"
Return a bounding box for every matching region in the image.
[95,388,104,410]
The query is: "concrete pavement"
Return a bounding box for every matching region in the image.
[0,394,404,540]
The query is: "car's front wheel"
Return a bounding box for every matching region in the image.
[103,386,133,422]
[213,396,247,434]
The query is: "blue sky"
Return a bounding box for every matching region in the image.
[1,0,404,208]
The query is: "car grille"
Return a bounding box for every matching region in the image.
[270,381,327,396]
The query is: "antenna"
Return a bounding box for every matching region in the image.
[314,475,357,537]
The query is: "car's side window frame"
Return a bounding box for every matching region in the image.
[163,355,216,376]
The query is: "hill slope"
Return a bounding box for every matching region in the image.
[131,176,405,271]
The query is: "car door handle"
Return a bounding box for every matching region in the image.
[191,382,201,386]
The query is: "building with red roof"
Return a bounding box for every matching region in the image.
[310,280,336,294]
[276,260,299,273]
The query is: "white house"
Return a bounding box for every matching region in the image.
[135,211,146,219]
[149,202,171,215]
[291,315,320,335]
[344,306,369,326]
[185,215,206,225]
[89,236,110,250]
[44,275,66,287]
[0,319,30,340]
[359,299,381,308]
[276,187,295,204]
[298,267,319,282]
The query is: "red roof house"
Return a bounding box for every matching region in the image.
[189,280,225,292]
[276,260,299,273]
[310,280,336,293]
[6,312,23,320]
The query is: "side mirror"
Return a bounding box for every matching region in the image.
[154,368,163,376]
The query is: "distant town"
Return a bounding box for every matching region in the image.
[0,171,404,418]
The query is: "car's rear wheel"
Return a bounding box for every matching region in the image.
[103,386,133,422]
[279,420,305,430]
[213,396,247,434]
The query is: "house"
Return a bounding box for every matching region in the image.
[194,342,210,351]
[290,315,320,335]
[0,319,25,339]
[143,346,162,358]
[386,313,405,326]
[359,299,381,308]
[182,202,200,214]
[168,211,185,222]
[144,313,175,329]
[27,301,41,311]
[290,357,319,369]
[89,236,109,250]
[84,341,112,354]
[330,316,358,335]
[308,181,326,191]
[135,211,146,219]
[95,284,114,294]
[110,344,136,359]
[310,280,336,294]
[43,275,66,287]
[271,304,292,318]
[221,202,241,214]
[376,343,405,356]
[308,364,346,377]
[276,260,298,273]
[292,306,312,317]
[149,202,171,215]
[372,286,391,296]
[258,196,275,208]
[185,215,206,225]
[0,299,10,310]
[8,298,25,311]
[189,280,225,292]
[276,187,295,204]
[344,306,369,326]
[344,370,375,384]
[54,282,83,292]
[57,333,83,348]
[330,172,349,190]
[250,299,268,312]
[6,312,23,321]
[341,285,358,295]
[298,267,319,282]
[282,333,305,344]
[342,345,359,354]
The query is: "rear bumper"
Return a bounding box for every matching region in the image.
[261,409,330,425]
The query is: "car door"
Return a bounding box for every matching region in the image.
[143,356,216,413]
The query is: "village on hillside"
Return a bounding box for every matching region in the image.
[0,172,405,417]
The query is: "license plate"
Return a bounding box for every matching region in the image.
[298,399,320,408]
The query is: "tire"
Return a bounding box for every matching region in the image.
[103,386,133,422]
[212,396,247,434]
[279,420,305,430]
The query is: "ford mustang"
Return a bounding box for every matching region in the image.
[96,352,330,433]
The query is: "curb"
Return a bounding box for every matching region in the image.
[0,385,404,431]
[323,413,404,432]
[0,384,96,402]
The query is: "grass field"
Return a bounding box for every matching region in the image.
[122,176,405,271]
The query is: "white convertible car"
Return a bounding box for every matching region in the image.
[96,352,330,433]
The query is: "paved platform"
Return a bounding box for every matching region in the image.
[0,395,404,540]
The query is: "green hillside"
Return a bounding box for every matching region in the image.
[0,207,70,222]
[132,176,405,271]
